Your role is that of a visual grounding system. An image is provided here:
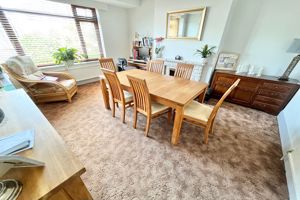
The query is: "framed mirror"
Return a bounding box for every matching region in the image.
[166,8,206,40]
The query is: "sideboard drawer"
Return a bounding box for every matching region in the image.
[261,82,292,92]
[257,89,288,100]
[254,95,284,106]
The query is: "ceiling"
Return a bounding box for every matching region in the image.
[92,0,141,8]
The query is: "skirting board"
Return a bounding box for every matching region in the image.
[77,77,100,85]
[277,112,298,200]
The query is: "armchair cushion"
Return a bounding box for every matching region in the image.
[59,79,76,90]
[5,56,40,78]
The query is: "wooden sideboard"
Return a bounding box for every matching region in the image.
[211,70,300,115]
[0,89,92,200]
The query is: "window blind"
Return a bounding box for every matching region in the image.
[0,0,103,66]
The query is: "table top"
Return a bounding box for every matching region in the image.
[117,69,208,106]
[0,89,85,199]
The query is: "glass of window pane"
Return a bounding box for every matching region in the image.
[76,8,93,17]
[0,24,18,63]
[80,22,101,59]
[0,0,73,17]
[4,12,82,65]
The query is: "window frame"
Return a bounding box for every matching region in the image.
[0,3,103,67]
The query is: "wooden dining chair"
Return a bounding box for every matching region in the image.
[101,68,133,123]
[99,58,116,71]
[174,63,194,80]
[147,60,165,74]
[182,79,240,144]
[127,75,172,136]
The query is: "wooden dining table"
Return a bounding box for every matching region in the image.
[100,69,208,145]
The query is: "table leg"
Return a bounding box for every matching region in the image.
[198,88,207,103]
[49,176,93,200]
[100,79,110,110]
[171,105,184,145]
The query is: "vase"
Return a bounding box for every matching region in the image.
[63,60,74,70]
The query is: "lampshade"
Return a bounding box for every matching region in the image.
[287,38,300,53]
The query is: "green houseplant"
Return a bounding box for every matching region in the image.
[195,44,216,58]
[52,47,81,68]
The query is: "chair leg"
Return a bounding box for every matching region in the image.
[112,102,116,118]
[122,104,126,123]
[145,116,151,137]
[210,123,214,134]
[204,126,210,144]
[133,110,137,129]
[167,109,172,124]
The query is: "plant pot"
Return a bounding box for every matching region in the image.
[63,60,74,70]
[200,58,208,67]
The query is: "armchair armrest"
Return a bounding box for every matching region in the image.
[21,79,69,94]
[43,71,76,80]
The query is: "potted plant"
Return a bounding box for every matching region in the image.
[53,47,81,69]
[195,44,216,65]
[0,67,4,79]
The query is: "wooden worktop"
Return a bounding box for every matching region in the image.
[0,89,90,199]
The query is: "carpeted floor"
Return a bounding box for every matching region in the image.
[38,82,288,200]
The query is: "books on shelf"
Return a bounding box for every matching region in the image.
[132,37,153,48]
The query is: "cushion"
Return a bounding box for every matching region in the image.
[59,79,76,90]
[151,102,169,115]
[184,100,213,122]
[6,56,40,77]
[124,91,133,103]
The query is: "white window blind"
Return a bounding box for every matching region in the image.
[0,0,104,66]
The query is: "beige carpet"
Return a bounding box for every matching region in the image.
[38,82,288,200]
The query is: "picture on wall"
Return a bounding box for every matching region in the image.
[215,52,239,71]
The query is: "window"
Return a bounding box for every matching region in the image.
[0,0,104,66]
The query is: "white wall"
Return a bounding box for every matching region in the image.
[128,0,154,41]
[279,90,300,200]
[98,5,130,61]
[220,0,300,80]
[152,0,233,62]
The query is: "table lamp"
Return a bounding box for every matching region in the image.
[279,38,300,81]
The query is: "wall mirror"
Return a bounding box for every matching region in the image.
[166,8,206,40]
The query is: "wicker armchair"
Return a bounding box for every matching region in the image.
[1,57,77,103]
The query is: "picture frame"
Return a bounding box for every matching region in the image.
[166,7,207,40]
[215,52,239,71]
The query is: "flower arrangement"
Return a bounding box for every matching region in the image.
[155,37,165,58]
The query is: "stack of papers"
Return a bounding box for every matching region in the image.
[0,129,35,156]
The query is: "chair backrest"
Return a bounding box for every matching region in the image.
[101,68,124,102]
[99,58,116,72]
[147,60,164,74]
[127,75,151,115]
[208,79,240,122]
[174,63,194,80]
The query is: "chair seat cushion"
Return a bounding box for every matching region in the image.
[184,100,213,122]
[151,102,169,115]
[59,79,76,90]
[124,91,133,103]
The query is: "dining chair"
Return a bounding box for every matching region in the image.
[127,75,172,136]
[182,79,240,144]
[101,68,133,123]
[99,58,116,71]
[147,60,165,74]
[174,63,194,80]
